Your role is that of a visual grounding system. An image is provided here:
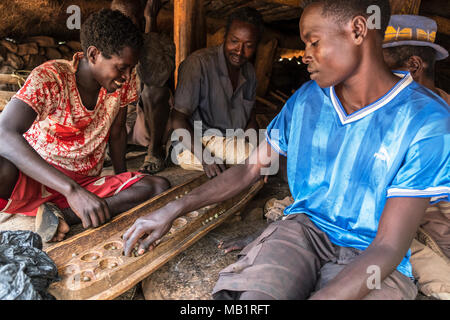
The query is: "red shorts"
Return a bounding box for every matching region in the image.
[0,165,146,216]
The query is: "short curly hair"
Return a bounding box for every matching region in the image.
[80,9,143,59]
[225,7,264,42]
[383,45,436,78]
[303,0,391,37]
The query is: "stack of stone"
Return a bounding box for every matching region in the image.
[0,36,81,75]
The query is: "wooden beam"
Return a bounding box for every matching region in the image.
[0,73,25,85]
[262,0,308,7]
[389,0,421,15]
[174,0,206,86]
[255,38,278,97]
[425,15,450,36]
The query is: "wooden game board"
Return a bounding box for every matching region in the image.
[44,174,264,300]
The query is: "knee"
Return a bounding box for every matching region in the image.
[0,156,19,199]
[141,175,170,195]
[154,176,171,194]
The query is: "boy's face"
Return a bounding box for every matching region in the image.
[299,3,360,88]
[223,20,259,69]
[91,46,139,93]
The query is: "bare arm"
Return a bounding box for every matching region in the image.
[108,106,128,174]
[143,0,163,33]
[245,109,258,132]
[0,98,110,227]
[0,98,81,195]
[170,108,226,178]
[309,196,430,300]
[123,139,278,256]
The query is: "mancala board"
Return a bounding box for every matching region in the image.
[44,173,264,300]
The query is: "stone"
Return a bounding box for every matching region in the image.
[66,41,82,51]
[26,36,56,48]
[0,39,18,53]
[58,44,70,53]
[6,52,23,69]
[45,47,62,60]
[25,55,47,70]
[17,42,39,56]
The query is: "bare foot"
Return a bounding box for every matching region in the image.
[218,235,256,254]
[49,218,70,242]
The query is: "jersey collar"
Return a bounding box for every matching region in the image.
[330,71,413,125]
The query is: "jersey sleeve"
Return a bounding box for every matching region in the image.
[387,113,450,204]
[13,64,61,121]
[265,89,300,156]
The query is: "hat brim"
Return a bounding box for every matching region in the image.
[382,40,449,61]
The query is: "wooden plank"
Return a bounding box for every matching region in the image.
[269,90,286,104]
[256,96,280,111]
[45,174,265,300]
[0,74,21,85]
[255,38,278,97]
[389,0,421,15]
[419,0,450,20]
[262,0,307,7]
[174,0,206,86]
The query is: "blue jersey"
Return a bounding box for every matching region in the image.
[266,71,450,278]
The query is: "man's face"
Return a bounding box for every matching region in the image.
[91,46,139,93]
[223,20,259,69]
[299,3,360,88]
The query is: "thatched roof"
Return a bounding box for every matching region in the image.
[0,0,448,90]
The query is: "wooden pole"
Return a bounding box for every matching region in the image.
[389,0,421,15]
[174,0,206,86]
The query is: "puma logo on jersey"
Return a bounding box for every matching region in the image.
[374,147,390,164]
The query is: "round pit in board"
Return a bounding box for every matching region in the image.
[98,258,120,271]
[59,264,78,276]
[172,217,187,229]
[104,241,123,251]
[81,270,94,282]
[80,252,101,262]
[72,270,95,284]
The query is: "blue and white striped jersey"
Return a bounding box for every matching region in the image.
[266,71,450,278]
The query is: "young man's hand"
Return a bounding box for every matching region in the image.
[122,202,179,256]
[65,186,111,229]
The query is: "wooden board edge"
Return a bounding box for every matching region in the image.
[85,180,264,300]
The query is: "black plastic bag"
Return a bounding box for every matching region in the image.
[0,230,60,300]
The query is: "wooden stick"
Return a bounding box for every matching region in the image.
[0,74,20,85]
[174,0,206,86]
[269,90,287,104]
[256,96,280,111]
[275,89,290,100]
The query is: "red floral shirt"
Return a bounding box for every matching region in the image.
[14,52,137,176]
